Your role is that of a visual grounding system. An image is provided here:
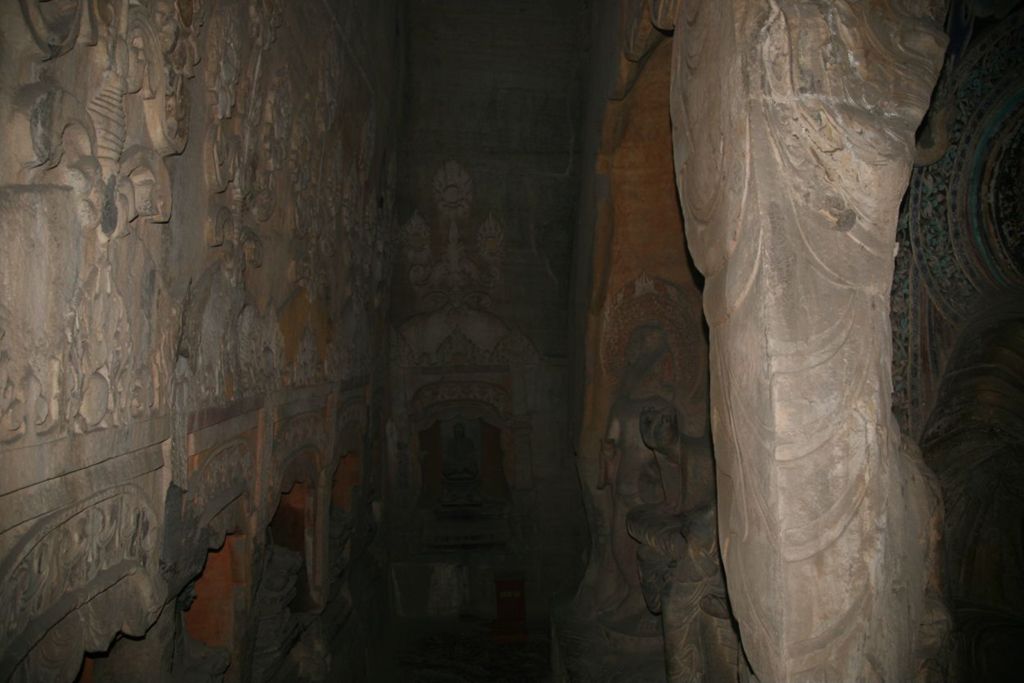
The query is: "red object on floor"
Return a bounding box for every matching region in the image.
[492,577,528,642]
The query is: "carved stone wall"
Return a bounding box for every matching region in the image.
[559,28,709,680]
[0,0,401,680]
[388,0,590,621]
[891,3,1024,678]
[892,2,1024,437]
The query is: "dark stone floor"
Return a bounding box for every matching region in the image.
[385,617,551,682]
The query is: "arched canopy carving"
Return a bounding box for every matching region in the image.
[921,294,1024,679]
[409,381,512,428]
[0,484,165,681]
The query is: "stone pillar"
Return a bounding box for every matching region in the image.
[667,1,946,680]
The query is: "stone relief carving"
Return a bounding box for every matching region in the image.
[892,6,1024,434]
[188,439,253,530]
[2,0,197,447]
[0,485,165,681]
[669,0,947,679]
[0,4,399,683]
[0,299,62,446]
[251,544,303,682]
[401,160,505,311]
[562,271,709,671]
[409,381,511,420]
[264,410,328,523]
[16,0,197,238]
[2,1,400,679]
[69,263,131,431]
[626,398,739,682]
[601,273,706,437]
[593,323,681,632]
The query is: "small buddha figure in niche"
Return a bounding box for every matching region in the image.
[440,421,482,506]
[627,397,739,683]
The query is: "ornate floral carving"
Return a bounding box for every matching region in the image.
[400,161,504,311]
[410,381,511,419]
[187,439,253,527]
[892,8,1024,432]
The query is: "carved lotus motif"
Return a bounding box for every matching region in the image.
[432,160,473,219]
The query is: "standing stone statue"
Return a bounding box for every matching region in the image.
[595,325,677,632]
[666,0,948,679]
[627,398,739,682]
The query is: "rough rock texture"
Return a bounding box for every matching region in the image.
[668,0,947,680]
[0,0,401,680]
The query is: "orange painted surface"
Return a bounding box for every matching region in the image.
[331,453,362,511]
[76,657,94,683]
[277,287,331,382]
[184,535,247,648]
[270,484,308,553]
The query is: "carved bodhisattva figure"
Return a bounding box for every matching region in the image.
[627,398,739,682]
[596,326,677,632]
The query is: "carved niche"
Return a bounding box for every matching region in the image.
[409,387,515,551]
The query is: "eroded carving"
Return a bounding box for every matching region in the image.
[251,544,303,683]
[626,398,738,682]
[0,485,164,681]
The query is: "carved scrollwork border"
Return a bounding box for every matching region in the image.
[0,483,164,681]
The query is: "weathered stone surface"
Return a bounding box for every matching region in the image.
[891,6,1024,679]
[668,1,947,680]
[560,21,710,679]
[9,0,1021,680]
[627,398,739,683]
[0,0,401,679]
[920,299,1024,680]
[892,4,1024,437]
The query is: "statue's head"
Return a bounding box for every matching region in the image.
[625,325,669,371]
[453,422,465,437]
[639,398,679,453]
